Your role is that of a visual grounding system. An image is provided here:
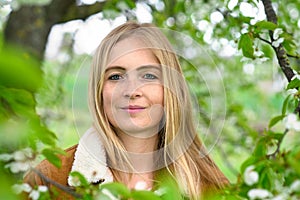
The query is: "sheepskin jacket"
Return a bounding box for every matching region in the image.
[24,128,113,199]
[24,128,229,199]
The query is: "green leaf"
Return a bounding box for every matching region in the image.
[268,115,285,128]
[69,171,89,187]
[287,148,300,176]
[282,94,291,116]
[238,33,254,58]
[286,78,300,89]
[131,190,161,200]
[266,131,284,141]
[0,46,42,92]
[124,0,136,9]
[0,87,36,118]
[254,21,277,31]
[240,16,253,24]
[29,120,57,146]
[100,182,131,198]
[42,148,64,168]
[253,137,267,158]
[281,35,298,56]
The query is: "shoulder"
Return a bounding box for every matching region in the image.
[24,144,78,186]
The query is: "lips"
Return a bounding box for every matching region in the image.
[120,105,146,114]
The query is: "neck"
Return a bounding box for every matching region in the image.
[117,130,159,153]
[116,130,159,173]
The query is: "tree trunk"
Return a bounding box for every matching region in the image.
[4,0,106,61]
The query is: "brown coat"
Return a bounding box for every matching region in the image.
[24,144,229,199]
[24,145,78,199]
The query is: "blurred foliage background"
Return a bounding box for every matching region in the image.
[0,0,300,199]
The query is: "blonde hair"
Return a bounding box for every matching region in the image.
[88,21,228,199]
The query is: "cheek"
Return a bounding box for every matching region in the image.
[102,85,114,119]
[149,85,164,105]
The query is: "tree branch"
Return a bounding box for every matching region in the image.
[61,2,107,23]
[257,36,272,45]
[267,129,288,159]
[31,168,82,199]
[262,0,295,82]
[287,53,300,59]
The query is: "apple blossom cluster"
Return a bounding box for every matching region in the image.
[12,183,48,200]
[244,165,300,200]
[284,113,300,132]
[0,147,34,173]
[272,28,284,48]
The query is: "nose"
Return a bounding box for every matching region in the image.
[122,78,142,99]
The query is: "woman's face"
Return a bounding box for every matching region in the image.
[102,38,164,138]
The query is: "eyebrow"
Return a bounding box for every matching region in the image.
[105,65,161,73]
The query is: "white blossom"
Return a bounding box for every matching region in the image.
[38,185,48,193]
[272,38,284,48]
[29,190,40,200]
[271,193,289,200]
[101,188,119,200]
[0,153,14,162]
[287,88,298,95]
[248,188,272,199]
[154,187,167,196]
[134,181,149,190]
[244,165,259,186]
[290,180,300,192]
[273,28,283,40]
[284,113,300,131]
[13,148,33,161]
[6,161,31,173]
[291,73,300,81]
[0,0,11,7]
[12,183,32,194]
[254,50,264,57]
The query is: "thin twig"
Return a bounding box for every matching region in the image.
[257,36,272,45]
[267,129,288,159]
[286,53,300,59]
[31,168,82,199]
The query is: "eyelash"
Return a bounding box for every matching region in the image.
[143,73,158,80]
[108,74,124,80]
[107,73,159,81]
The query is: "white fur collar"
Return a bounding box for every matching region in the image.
[68,127,113,186]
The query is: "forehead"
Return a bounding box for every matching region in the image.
[108,38,157,65]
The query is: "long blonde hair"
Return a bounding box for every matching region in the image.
[88,21,228,199]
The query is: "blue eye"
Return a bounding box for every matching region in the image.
[108,74,123,80]
[143,73,157,79]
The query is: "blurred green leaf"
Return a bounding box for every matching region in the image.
[100,182,131,198]
[287,148,300,176]
[0,87,36,118]
[253,137,267,158]
[282,94,291,116]
[268,115,285,128]
[254,21,277,31]
[131,190,161,200]
[0,47,42,92]
[124,0,136,9]
[42,148,63,168]
[238,33,254,58]
[287,78,300,89]
[29,120,57,146]
[69,171,89,187]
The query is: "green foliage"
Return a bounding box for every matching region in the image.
[238,33,254,59]
[0,45,64,198]
[1,0,300,199]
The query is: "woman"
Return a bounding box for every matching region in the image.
[25,21,228,199]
